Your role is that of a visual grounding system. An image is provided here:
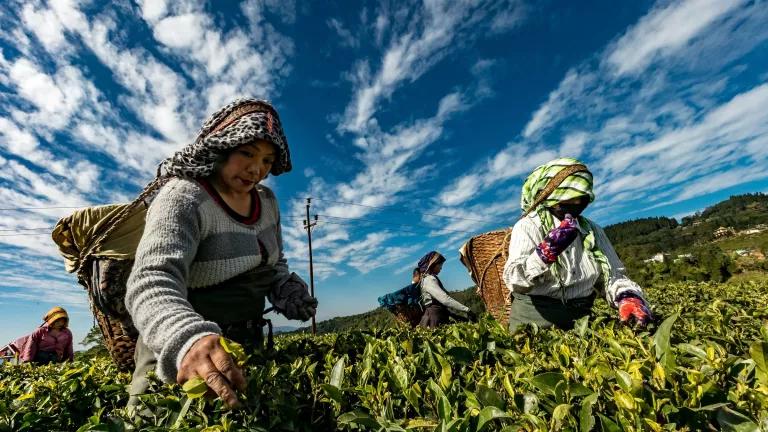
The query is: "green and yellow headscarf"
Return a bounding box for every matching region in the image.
[520,157,610,289]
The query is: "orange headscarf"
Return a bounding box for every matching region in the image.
[43,306,68,326]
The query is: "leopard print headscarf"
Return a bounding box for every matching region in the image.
[159,98,292,178]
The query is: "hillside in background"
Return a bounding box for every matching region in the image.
[301,193,768,334]
[604,193,768,285]
[604,192,768,257]
[294,287,485,334]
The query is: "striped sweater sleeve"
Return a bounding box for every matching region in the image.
[125,180,221,383]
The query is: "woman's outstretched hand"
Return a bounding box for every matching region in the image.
[177,335,246,408]
[617,294,653,327]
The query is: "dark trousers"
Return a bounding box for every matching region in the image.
[508,293,595,334]
[419,304,449,328]
[33,350,59,364]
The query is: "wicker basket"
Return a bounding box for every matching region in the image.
[391,304,423,328]
[83,257,138,372]
[459,229,512,324]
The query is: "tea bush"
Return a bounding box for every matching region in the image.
[2,281,767,431]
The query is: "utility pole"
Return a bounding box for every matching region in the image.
[303,198,318,335]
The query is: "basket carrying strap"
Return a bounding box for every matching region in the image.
[478,230,512,291]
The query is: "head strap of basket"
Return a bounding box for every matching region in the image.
[77,98,290,280]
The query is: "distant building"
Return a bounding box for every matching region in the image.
[714,226,736,239]
[644,253,667,263]
[673,253,693,263]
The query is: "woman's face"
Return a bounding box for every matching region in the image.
[547,195,590,220]
[50,318,67,330]
[431,262,444,275]
[215,140,276,195]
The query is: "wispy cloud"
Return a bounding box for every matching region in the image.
[339,0,524,134]
[0,0,296,297]
[604,0,745,77]
[278,1,525,279]
[439,0,768,226]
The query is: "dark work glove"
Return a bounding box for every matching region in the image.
[285,290,318,322]
[617,292,653,327]
[466,310,478,322]
[535,214,579,264]
[270,274,318,321]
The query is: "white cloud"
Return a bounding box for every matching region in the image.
[341,0,523,134]
[442,0,767,224]
[605,0,744,76]
[327,18,358,48]
[21,3,67,51]
[559,132,588,158]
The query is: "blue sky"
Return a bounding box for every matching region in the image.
[1,0,767,349]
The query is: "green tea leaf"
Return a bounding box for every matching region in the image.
[219,337,247,366]
[182,376,208,399]
[445,347,473,364]
[716,407,760,432]
[653,312,680,369]
[338,411,382,428]
[749,341,768,385]
[579,393,598,432]
[615,370,633,393]
[321,384,343,404]
[597,413,622,432]
[575,316,590,338]
[529,372,566,396]
[551,403,572,430]
[476,385,505,410]
[438,395,452,423]
[475,406,512,431]
[330,356,345,388]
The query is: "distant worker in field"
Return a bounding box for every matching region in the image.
[502,158,653,333]
[125,99,318,411]
[418,251,477,328]
[17,306,74,364]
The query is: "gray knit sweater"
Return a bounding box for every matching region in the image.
[125,178,292,382]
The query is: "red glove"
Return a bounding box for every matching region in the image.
[535,214,579,264]
[617,294,652,326]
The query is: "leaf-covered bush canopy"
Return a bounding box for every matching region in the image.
[1,281,767,431]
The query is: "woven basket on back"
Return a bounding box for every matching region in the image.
[459,229,512,324]
[86,257,137,372]
[391,304,423,328]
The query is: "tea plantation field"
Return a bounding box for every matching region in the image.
[2,281,767,431]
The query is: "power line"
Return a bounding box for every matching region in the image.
[311,197,504,224]
[317,219,473,236]
[0,227,53,232]
[0,199,508,225]
[0,206,87,211]
[318,214,478,234]
[0,232,50,237]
